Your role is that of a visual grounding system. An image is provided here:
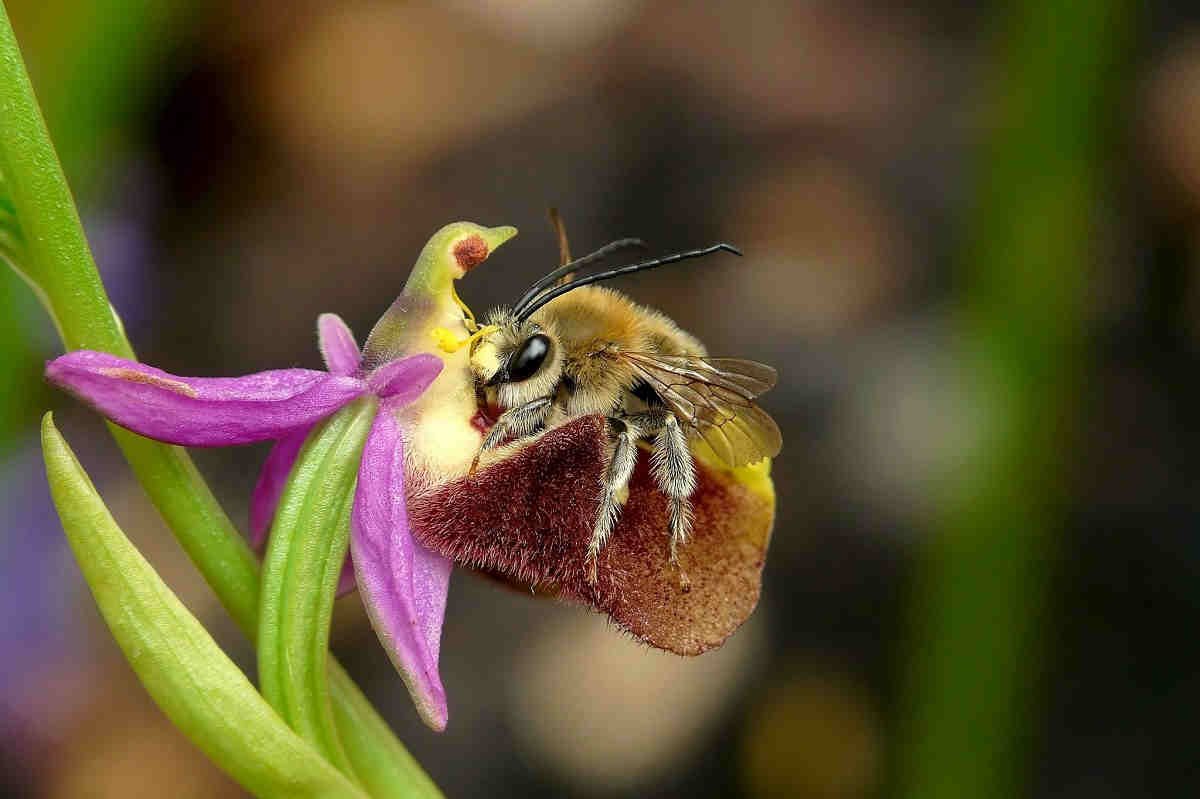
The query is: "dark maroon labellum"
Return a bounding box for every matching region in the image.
[408,415,773,655]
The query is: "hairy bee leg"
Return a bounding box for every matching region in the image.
[470,396,553,473]
[626,410,696,591]
[586,416,641,584]
[624,410,697,553]
[649,415,697,561]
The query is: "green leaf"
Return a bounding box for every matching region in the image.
[259,398,375,781]
[9,0,188,193]
[329,660,445,799]
[0,7,441,794]
[41,413,367,799]
[0,168,42,452]
[0,5,123,356]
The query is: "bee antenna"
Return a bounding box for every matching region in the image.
[514,243,743,322]
[512,238,648,317]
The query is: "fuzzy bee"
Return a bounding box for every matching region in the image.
[466,233,782,583]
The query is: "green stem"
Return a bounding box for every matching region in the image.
[896,4,1131,799]
[18,0,188,191]
[0,5,440,795]
[259,400,375,781]
[0,6,125,354]
[330,661,443,799]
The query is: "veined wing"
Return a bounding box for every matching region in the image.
[623,352,782,467]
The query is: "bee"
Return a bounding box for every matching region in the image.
[467,231,782,583]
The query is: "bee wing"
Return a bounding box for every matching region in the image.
[622,352,782,467]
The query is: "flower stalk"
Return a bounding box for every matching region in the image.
[259,398,376,781]
[1,4,440,795]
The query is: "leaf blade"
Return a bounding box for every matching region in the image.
[41,413,367,799]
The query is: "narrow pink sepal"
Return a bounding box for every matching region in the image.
[46,351,366,446]
[248,427,311,549]
[318,313,361,376]
[366,353,443,402]
[250,427,359,596]
[352,408,452,731]
[336,560,356,597]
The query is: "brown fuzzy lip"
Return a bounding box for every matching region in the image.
[453,234,489,273]
[408,415,773,655]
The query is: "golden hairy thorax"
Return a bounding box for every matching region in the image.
[533,286,706,417]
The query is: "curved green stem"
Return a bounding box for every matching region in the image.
[259,399,375,781]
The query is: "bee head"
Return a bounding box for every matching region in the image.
[469,236,740,412]
[471,309,562,410]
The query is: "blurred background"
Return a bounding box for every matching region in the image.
[0,0,1191,796]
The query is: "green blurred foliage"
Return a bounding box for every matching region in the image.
[898,4,1133,799]
[0,0,188,452]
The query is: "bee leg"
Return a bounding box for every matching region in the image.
[586,416,641,585]
[628,411,696,591]
[653,417,696,554]
[470,396,553,474]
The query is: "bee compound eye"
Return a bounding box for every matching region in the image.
[507,334,551,382]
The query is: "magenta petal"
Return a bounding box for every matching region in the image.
[352,407,452,731]
[318,313,361,377]
[251,427,360,595]
[336,559,356,597]
[366,353,443,404]
[46,351,366,446]
[248,427,311,549]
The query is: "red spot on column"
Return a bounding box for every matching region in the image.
[453,234,489,273]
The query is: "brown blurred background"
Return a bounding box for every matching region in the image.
[1,1,1197,797]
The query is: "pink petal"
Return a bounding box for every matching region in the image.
[336,560,356,597]
[46,351,366,447]
[250,427,360,597]
[352,407,452,731]
[366,354,443,402]
[248,427,311,549]
[318,313,361,377]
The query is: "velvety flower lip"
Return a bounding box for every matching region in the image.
[408,415,775,656]
[44,313,454,729]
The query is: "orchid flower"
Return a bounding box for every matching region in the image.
[46,333,454,722]
[44,220,778,736]
[46,222,517,732]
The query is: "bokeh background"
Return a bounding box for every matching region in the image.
[0,0,1192,797]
